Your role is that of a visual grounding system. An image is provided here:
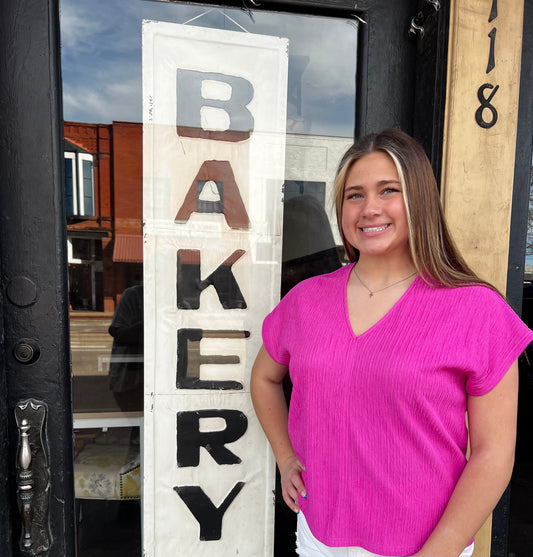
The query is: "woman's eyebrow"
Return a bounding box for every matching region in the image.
[378,179,401,186]
[344,185,363,192]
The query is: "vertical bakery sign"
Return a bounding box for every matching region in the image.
[142,21,288,557]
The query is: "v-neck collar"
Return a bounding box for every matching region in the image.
[343,263,420,340]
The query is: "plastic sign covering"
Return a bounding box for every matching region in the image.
[142,21,288,556]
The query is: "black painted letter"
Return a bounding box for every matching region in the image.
[176,409,248,467]
[176,328,249,390]
[177,249,247,310]
[174,483,245,541]
[177,69,254,142]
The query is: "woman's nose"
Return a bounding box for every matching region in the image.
[361,195,381,216]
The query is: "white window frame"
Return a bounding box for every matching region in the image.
[77,153,95,216]
[64,151,94,216]
[64,151,78,215]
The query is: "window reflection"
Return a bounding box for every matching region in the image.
[63,3,357,416]
[61,0,357,137]
[74,426,141,555]
[108,285,144,411]
[61,1,357,555]
[64,143,95,217]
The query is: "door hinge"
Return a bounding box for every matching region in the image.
[408,0,441,39]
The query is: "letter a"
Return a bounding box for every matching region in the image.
[175,160,250,229]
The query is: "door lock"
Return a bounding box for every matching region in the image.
[13,340,40,365]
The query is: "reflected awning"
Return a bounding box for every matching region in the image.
[113,234,143,263]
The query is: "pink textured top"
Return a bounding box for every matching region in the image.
[262,264,532,556]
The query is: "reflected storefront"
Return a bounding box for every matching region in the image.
[62,2,357,556]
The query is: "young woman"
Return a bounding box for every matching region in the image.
[250,129,532,557]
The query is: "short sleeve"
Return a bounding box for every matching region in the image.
[262,277,313,367]
[465,288,533,396]
[262,293,293,366]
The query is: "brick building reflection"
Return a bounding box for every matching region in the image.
[65,121,143,314]
[65,121,143,412]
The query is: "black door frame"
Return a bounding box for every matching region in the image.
[507,2,533,316]
[0,0,75,556]
[504,2,533,557]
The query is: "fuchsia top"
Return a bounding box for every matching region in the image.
[262,264,532,556]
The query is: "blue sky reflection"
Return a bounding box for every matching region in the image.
[60,0,358,137]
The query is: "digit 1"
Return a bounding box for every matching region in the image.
[486,28,496,74]
[489,0,497,22]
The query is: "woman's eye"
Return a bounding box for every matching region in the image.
[382,188,399,195]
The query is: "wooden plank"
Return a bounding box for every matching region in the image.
[441,1,525,555]
[442,0,524,291]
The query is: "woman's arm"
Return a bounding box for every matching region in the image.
[250,345,306,512]
[413,360,519,557]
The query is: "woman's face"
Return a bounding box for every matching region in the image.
[341,151,410,261]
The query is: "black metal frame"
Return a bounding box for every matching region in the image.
[157,0,365,16]
[0,0,75,555]
[507,1,533,311]
[502,2,533,557]
[413,0,450,186]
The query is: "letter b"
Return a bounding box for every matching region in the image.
[177,69,254,142]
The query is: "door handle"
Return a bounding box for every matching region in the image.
[15,400,50,554]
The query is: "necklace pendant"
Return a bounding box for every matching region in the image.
[369,292,374,298]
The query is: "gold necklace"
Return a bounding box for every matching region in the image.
[352,267,417,298]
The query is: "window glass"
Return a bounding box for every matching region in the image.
[82,159,94,215]
[60,1,357,555]
[64,156,74,214]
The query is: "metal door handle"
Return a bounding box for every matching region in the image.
[15,400,50,554]
[18,418,34,549]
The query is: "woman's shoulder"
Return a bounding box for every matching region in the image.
[417,277,498,296]
[417,279,508,312]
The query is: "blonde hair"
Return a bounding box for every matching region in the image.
[334,128,493,289]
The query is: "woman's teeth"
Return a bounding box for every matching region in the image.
[362,225,389,233]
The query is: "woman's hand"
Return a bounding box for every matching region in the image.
[279,455,306,512]
[250,346,305,512]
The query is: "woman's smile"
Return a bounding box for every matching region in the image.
[360,223,391,234]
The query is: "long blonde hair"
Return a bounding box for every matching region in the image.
[334,128,493,289]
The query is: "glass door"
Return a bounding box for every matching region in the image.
[60,1,358,555]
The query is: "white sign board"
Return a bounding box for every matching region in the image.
[142,21,288,557]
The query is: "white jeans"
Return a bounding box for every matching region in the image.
[295,512,475,557]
